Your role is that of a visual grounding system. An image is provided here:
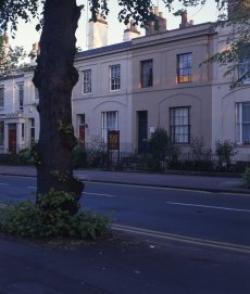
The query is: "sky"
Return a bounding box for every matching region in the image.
[9,0,219,53]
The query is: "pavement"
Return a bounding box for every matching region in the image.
[0,231,250,294]
[0,165,248,194]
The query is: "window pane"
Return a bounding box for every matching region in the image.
[83,69,92,93]
[170,107,190,144]
[101,111,118,143]
[177,53,192,83]
[110,65,121,91]
[141,60,153,88]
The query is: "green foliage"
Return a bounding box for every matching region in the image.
[149,128,170,161]
[72,143,87,168]
[216,140,237,168]
[243,167,250,188]
[0,191,109,239]
[17,148,34,165]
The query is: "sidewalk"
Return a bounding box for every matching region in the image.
[0,165,249,194]
[1,231,250,294]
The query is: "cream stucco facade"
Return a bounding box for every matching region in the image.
[0,20,249,160]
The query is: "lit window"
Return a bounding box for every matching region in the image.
[141,59,153,88]
[83,69,92,93]
[110,65,121,91]
[170,107,190,144]
[101,111,118,143]
[236,102,250,144]
[177,53,192,83]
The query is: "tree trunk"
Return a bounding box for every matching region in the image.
[33,0,83,214]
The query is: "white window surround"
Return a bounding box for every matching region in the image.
[101,111,119,143]
[110,64,121,91]
[236,102,250,145]
[82,69,92,94]
[170,107,190,144]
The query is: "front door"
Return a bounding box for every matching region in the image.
[8,124,17,154]
[137,111,148,153]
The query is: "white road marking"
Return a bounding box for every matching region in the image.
[112,224,250,255]
[166,201,250,213]
[83,192,115,198]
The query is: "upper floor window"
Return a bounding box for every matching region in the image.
[110,65,121,91]
[83,69,92,94]
[236,102,250,145]
[0,121,4,145]
[18,82,24,111]
[101,111,118,143]
[177,53,192,84]
[170,107,190,144]
[141,59,153,88]
[238,61,250,84]
[0,87,4,109]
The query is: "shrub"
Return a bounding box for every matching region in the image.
[216,140,237,169]
[17,148,34,165]
[0,191,109,239]
[149,128,170,162]
[72,143,87,168]
[243,168,250,189]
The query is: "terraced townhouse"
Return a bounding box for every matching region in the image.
[0,2,249,161]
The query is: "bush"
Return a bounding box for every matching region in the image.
[149,128,170,162]
[243,168,250,189]
[72,143,87,168]
[17,148,34,165]
[216,140,237,170]
[0,191,109,239]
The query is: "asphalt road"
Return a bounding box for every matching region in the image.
[0,175,250,293]
[1,175,250,247]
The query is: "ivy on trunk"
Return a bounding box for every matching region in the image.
[33,0,83,214]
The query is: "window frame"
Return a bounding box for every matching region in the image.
[169,106,191,144]
[18,82,24,111]
[177,53,192,84]
[110,64,121,91]
[82,69,92,94]
[101,111,119,143]
[236,102,250,145]
[140,59,153,88]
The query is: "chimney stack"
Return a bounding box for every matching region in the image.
[145,6,167,36]
[123,21,140,41]
[179,10,194,28]
[88,15,108,49]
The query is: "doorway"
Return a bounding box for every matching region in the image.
[137,111,148,153]
[8,123,17,154]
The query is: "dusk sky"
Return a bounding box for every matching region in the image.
[10,0,219,53]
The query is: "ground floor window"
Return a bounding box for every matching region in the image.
[77,114,86,143]
[101,111,118,143]
[236,102,250,145]
[170,107,190,144]
[0,121,4,145]
[29,118,35,144]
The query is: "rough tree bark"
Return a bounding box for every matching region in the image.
[33,0,83,213]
